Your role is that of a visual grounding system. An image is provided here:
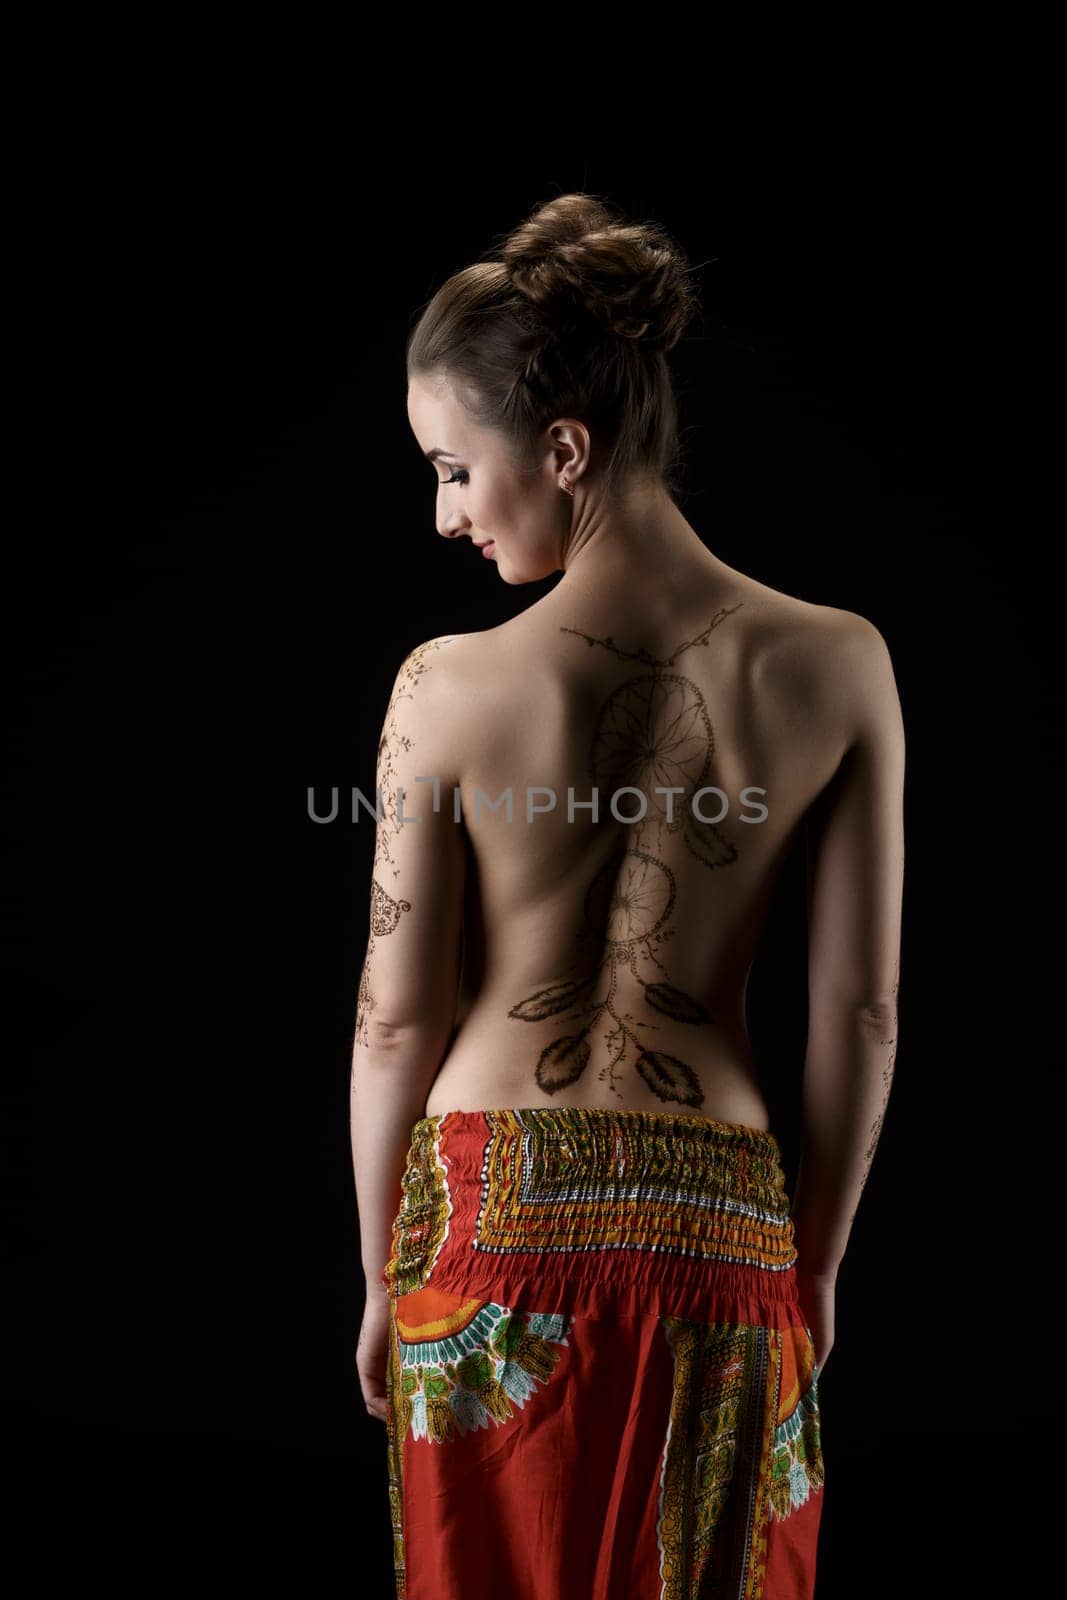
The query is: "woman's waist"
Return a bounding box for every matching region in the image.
[382,1105,803,1324]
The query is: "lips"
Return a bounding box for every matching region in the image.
[478,540,496,558]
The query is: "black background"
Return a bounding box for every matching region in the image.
[7,121,1043,1596]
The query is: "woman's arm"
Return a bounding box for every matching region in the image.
[791,616,906,1282]
[350,637,467,1298]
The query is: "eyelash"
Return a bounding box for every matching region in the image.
[443,469,469,486]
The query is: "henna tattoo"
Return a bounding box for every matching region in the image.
[371,878,412,936]
[861,962,900,1169]
[559,605,745,670]
[372,637,454,882]
[861,1023,898,1166]
[355,640,451,1049]
[509,610,744,1106]
[354,881,414,1047]
[354,948,374,1052]
[846,966,901,1221]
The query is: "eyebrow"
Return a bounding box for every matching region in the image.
[425,447,461,463]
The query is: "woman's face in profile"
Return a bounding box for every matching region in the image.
[407,374,570,586]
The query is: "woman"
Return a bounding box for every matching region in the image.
[352,193,904,1600]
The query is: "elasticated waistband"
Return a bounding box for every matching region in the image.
[382,1107,803,1324]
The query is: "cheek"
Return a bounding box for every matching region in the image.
[472,481,516,530]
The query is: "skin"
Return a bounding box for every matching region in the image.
[353,371,905,1418]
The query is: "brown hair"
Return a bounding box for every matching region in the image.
[405,193,699,502]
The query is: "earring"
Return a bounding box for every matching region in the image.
[561,477,575,497]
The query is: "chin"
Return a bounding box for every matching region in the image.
[493,551,555,587]
[497,565,540,587]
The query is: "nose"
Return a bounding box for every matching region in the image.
[436,487,471,540]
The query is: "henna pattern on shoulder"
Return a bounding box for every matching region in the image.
[508,607,745,1107]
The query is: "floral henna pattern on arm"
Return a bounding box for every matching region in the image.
[508,607,745,1107]
[354,880,414,1047]
[862,960,900,1160]
[841,959,901,1231]
[372,637,455,883]
[353,639,453,1049]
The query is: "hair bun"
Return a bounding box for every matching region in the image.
[500,192,696,354]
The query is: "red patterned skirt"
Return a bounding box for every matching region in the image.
[379,1107,824,1599]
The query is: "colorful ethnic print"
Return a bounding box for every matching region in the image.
[381,1108,824,1598]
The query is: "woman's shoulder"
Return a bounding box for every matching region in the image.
[725,565,884,642]
[719,577,895,736]
[721,570,889,684]
[389,631,514,711]
[391,631,477,678]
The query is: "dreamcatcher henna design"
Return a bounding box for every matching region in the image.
[508,605,745,1106]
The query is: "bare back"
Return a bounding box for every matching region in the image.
[396,558,860,1131]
